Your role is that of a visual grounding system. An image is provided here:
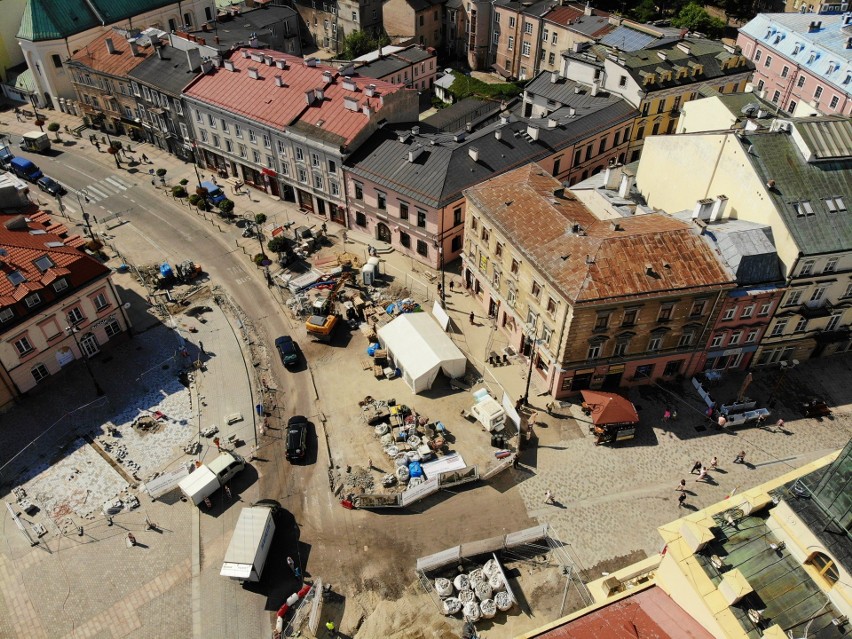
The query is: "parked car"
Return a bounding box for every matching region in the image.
[10,157,42,182]
[200,180,226,205]
[275,335,299,367]
[37,176,66,196]
[285,416,308,461]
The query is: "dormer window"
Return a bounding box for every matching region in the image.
[53,279,69,293]
[793,200,815,217]
[34,255,54,272]
[0,307,13,323]
[792,43,801,54]
[7,271,25,286]
[25,293,41,308]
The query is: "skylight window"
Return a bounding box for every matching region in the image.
[34,255,53,272]
[793,200,815,217]
[7,271,25,286]
[824,197,846,213]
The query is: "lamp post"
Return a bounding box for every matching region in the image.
[437,243,445,306]
[185,141,203,190]
[246,210,269,261]
[65,319,104,396]
[75,190,93,238]
[521,315,541,408]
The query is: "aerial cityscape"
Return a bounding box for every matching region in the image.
[0,0,850,637]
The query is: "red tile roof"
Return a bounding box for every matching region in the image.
[464,164,734,304]
[69,30,154,77]
[0,214,109,308]
[531,586,715,639]
[544,5,613,37]
[184,49,408,145]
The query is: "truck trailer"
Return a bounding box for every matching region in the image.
[220,506,276,582]
[178,452,245,506]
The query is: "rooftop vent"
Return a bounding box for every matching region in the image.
[365,83,377,97]
[322,70,333,84]
[468,147,479,162]
[526,124,540,141]
[500,112,510,125]
[645,264,655,276]
[223,59,236,71]
[657,51,667,61]
[274,75,285,87]
[495,128,503,140]
[676,41,692,55]
[454,132,466,142]
[398,132,411,143]
[276,59,287,69]
[248,67,260,79]
[574,85,581,94]
[591,82,599,96]
[547,118,558,129]
[411,126,420,136]
[550,70,559,84]
[344,96,359,111]
[611,221,623,231]
[408,144,424,163]
[343,78,357,91]
[242,50,250,58]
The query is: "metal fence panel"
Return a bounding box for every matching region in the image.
[400,476,439,506]
[416,546,462,572]
[504,525,548,548]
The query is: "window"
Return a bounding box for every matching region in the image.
[622,309,638,326]
[14,336,33,356]
[495,12,500,22]
[399,201,409,220]
[722,307,736,321]
[510,259,519,275]
[330,181,339,196]
[595,313,610,330]
[376,191,387,210]
[311,153,321,168]
[297,168,307,183]
[417,240,428,256]
[354,182,364,200]
[770,319,788,336]
[508,36,514,51]
[678,331,695,347]
[495,243,503,258]
[757,79,765,91]
[34,255,53,272]
[93,293,108,310]
[248,130,257,143]
[399,231,410,248]
[830,96,839,109]
[824,258,838,273]
[613,341,628,357]
[826,313,841,331]
[648,336,662,351]
[104,319,122,338]
[587,343,602,359]
[25,293,41,308]
[531,281,542,299]
[788,100,797,113]
[797,76,806,88]
[295,147,304,162]
[746,329,759,343]
[31,363,49,384]
[758,303,772,317]
[252,149,260,163]
[795,317,808,332]
[781,65,789,78]
[508,16,515,27]
[355,212,366,226]
[548,52,556,65]
[810,552,839,586]
[800,260,815,276]
[328,160,337,174]
[546,297,556,314]
[235,124,242,138]
[0,307,12,323]
[220,119,229,133]
[551,33,557,44]
[658,304,674,321]
[691,300,706,320]
[480,227,490,243]
[238,144,247,158]
[263,134,271,148]
[542,29,548,41]
[53,279,68,293]
[663,360,682,377]
[212,134,220,148]
[207,113,215,127]
[711,334,724,348]
[810,285,827,303]
[755,50,762,61]
[729,330,743,345]
[417,211,426,228]
[824,197,846,213]
[524,22,532,34]
[741,304,754,319]
[764,55,772,67]
[772,90,781,103]
[814,86,823,100]
[68,308,84,324]
[313,174,323,190]
[619,75,627,87]
[522,41,531,57]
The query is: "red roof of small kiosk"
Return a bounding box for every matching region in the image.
[580,390,639,426]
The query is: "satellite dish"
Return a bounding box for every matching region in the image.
[123,302,131,309]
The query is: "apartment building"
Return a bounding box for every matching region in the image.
[287,0,384,53]
[637,112,852,364]
[183,49,417,221]
[67,29,157,140]
[537,4,613,75]
[15,0,210,107]
[383,0,446,49]
[351,44,437,91]
[737,12,852,117]
[561,36,753,161]
[344,76,636,269]
[0,211,130,403]
[462,163,735,396]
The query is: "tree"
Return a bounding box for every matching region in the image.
[267,236,289,254]
[341,30,381,60]
[218,198,235,218]
[631,0,657,22]
[47,122,61,141]
[254,213,267,225]
[672,3,726,36]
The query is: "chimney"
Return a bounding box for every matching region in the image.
[105,38,116,54]
[709,195,728,222]
[344,96,359,111]
[453,132,466,142]
[604,165,622,190]
[500,112,510,125]
[362,103,372,118]
[264,55,273,66]
[322,70,333,84]
[315,87,325,101]
[692,197,713,220]
[412,126,420,136]
[200,58,214,74]
[242,50,250,58]
[250,35,259,47]
[407,144,423,163]
[550,70,558,83]
[343,78,357,91]
[129,40,139,56]
[568,107,576,116]
[224,59,235,71]
[617,170,635,198]
[156,44,164,59]
[584,1,592,15]
[275,75,284,87]
[468,147,479,162]
[527,124,540,141]
[365,83,377,96]
[591,81,599,96]
[574,85,581,94]
[304,57,319,67]
[495,128,503,140]
[248,67,260,79]
[186,47,202,72]
[276,59,287,69]
[808,20,821,32]
[305,89,316,104]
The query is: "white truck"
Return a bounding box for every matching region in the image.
[470,395,506,432]
[178,452,245,506]
[220,506,276,582]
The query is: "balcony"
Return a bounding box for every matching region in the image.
[799,299,833,319]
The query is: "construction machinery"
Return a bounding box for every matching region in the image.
[304,272,351,342]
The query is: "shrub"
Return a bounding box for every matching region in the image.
[172,185,187,198]
[188,194,201,206]
[218,198,235,216]
[253,253,265,265]
[255,213,267,225]
[47,122,60,132]
[179,178,189,186]
[268,236,289,254]
[155,168,167,178]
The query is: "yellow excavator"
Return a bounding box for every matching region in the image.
[305,272,351,341]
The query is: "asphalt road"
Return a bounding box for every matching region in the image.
[18,143,331,636]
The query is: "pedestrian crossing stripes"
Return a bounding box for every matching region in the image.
[71,175,133,203]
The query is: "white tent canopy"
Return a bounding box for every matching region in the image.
[377,313,467,393]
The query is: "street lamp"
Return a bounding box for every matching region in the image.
[75,190,94,238]
[185,141,203,190]
[65,319,104,396]
[435,241,446,306]
[520,315,541,408]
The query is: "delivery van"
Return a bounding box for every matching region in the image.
[20,131,50,153]
[201,181,226,205]
[10,157,43,182]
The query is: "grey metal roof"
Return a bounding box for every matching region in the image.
[347,94,637,209]
[741,119,852,256]
[354,56,409,79]
[128,46,203,95]
[394,46,433,64]
[422,97,499,132]
[197,5,297,51]
[525,72,615,107]
[599,26,657,52]
[794,117,852,161]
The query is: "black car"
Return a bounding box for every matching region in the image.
[285,415,308,461]
[275,335,299,366]
[36,176,66,196]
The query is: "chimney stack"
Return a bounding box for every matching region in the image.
[709,195,728,222]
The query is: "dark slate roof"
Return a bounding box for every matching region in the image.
[347,91,637,209]
[127,46,202,95]
[17,0,176,41]
[422,97,499,132]
[494,0,552,15]
[354,56,410,79]
[406,0,445,11]
[395,46,434,64]
[740,118,852,255]
[593,37,754,89]
[186,6,298,52]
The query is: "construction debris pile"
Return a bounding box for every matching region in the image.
[436,559,515,622]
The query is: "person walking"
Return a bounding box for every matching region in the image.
[141,153,149,163]
[325,620,337,637]
[717,415,728,429]
[678,492,687,508]
[709,456,718,470]
[367,458,373,470]
[224,484,232,499]
[675,479,687,492]
[695,467,709,482]
[544,490,554,504]
[213,436,221,452]
[776,418,784,430]
[690,460,703,475]
[663,408,671,422]
[469,311,475,325]
[733,450,746,464]
[127,533,137,546]
[449,280,455,292]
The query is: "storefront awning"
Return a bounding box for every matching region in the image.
[261,168,277,177]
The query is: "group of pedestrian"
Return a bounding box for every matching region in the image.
[679,452,748,508]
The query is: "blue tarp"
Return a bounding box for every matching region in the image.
[408,461,423,478]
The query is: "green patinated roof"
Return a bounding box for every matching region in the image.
[14,68,36,93]
[17,0,179,42]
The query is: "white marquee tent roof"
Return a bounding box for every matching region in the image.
[377,313,467,393]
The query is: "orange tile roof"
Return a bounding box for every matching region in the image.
[69,30,154,77]
[0,214,109,308]
[464,164,734,304]
[184,49,408,145]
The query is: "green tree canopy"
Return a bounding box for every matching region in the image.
[340,30,390,60]
[672,3,726,36]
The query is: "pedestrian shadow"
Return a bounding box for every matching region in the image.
[131,542,150,549]
[714,468,728,474]
[695,477,718,486]
[548,500,568,509]
[680,503,700,512]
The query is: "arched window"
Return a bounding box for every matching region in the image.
[809,552,839,586]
